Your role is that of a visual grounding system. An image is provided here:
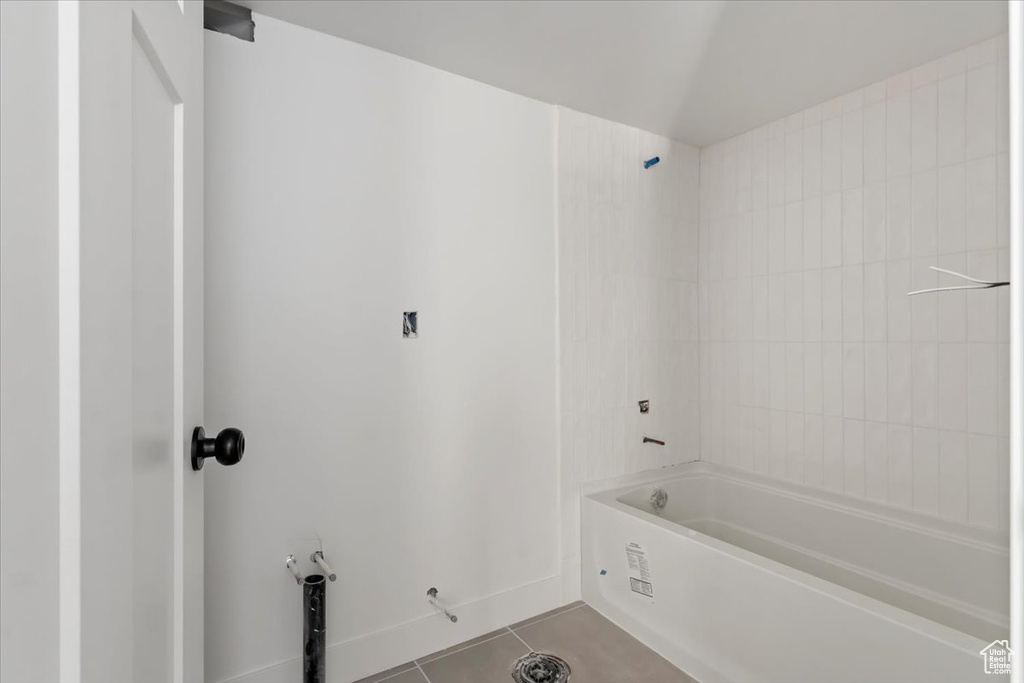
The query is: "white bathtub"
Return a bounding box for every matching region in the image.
[581,463,1010,683]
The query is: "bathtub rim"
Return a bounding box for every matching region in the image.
[582,461,1009,657]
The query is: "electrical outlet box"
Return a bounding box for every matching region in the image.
[403,312,418,338]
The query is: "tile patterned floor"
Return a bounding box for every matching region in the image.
[354,602,696,683]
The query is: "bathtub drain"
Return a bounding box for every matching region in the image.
[650,487,668,512]
[511,652,571,683]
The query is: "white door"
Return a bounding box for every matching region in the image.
[61,1,204,680]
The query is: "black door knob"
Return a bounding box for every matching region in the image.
[191,426,245,471]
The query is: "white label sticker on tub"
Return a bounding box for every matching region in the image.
[625,542,654,601]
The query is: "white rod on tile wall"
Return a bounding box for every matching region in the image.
[906,265,1009,296]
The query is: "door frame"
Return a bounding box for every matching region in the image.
[57,1,204,680]
[1011,2,1023,682]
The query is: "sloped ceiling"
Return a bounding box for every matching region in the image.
[236,0,1007,146]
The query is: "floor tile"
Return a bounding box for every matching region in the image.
[419,631,529,683]
[514,605,694,683]
[380,669,428,683]
[415,628,509,665]
[351,662,419,683]
[507,600,585,630]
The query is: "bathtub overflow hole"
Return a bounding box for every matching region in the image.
[512,652,571,683]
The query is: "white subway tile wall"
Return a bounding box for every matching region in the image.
[698,34,1010,531]
[558,108,701,561]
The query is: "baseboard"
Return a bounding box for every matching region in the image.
[218,574,562,683]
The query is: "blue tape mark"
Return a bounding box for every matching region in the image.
[643,156,660,169]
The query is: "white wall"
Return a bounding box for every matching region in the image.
[698,34,1011,531]
[556,108,701,589]
[0,2,60,681]
[204,15,558,683]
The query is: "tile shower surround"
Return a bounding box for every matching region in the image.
[557,109,702,564]
[558,36,1011,574]
[697,34,1011,531]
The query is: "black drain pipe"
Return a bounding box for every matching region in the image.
[303,574,326,683]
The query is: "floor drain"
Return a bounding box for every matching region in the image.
[511,652,571,683]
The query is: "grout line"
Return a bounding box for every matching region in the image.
[386,603,590,680]
[370,665,419,683]
[508,626,533,652]
[415,629,511,667]
[510,602,588,634]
